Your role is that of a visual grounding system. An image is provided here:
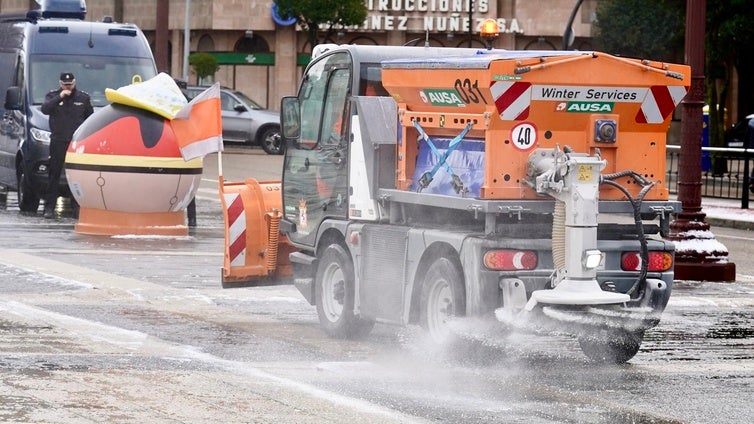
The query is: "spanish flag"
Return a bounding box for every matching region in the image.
[171,83,223,161]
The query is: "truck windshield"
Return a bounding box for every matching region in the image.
[29,55,157,107]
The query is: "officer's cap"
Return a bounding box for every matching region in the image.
[59,72,75,83]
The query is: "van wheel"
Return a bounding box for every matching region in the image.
[420,256,466,344]
[260,127,283,155]
[315,243,374,339]
[578,329,644,364]
[17,167,40,213]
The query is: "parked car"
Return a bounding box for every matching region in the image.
[724,113,754,148]
[727,114,754,193]
[186,86,283,155]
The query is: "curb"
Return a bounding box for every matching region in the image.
[706,216,754,231]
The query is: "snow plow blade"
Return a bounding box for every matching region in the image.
[219,178,295,287]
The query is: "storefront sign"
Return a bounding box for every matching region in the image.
[206,52,275,65]
[336,0,524,34]
[360,15,522,33]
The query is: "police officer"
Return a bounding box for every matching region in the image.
[40,72,93,219]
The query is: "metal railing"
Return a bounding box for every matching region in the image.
[666,145,753,208]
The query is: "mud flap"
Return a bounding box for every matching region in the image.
[638,278,670,310]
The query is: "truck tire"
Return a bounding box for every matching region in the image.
[420,256,466,344]
[315,243,374,339]
[578,329,644,364]
[17,167,40,213]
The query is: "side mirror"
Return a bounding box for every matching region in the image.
[233,104,246,112]
[4,86,21,110]
[280,96,300,140]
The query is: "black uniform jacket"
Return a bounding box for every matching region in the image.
[41,87,94,143]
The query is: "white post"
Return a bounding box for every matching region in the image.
[217,152,223,183]
[182,0,191,81]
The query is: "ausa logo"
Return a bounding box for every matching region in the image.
[421,89,465,107]
[560,101,614,113]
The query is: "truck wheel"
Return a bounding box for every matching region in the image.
[578,329,644,364]
[259,127,283,155]
[17,168,40,213]
[315,243,374,339]
[420,256,466,344]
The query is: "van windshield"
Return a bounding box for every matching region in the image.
[30,55,157,107]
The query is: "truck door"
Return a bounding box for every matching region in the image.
[282,52,352,247]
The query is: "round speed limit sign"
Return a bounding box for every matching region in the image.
[510,122,537,151]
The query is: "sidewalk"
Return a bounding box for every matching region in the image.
[687,196,754,230]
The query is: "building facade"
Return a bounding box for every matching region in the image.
[1,0,600,110]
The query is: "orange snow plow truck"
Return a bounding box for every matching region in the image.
[219,43,690,364]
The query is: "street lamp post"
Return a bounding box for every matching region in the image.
[467,0,473,48]
[668,0,735,281]
[562,0,584,50]
[182,0,191,82]
[155,0,169,73]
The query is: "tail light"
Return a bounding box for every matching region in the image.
[621,251,673,272]
[484,250,537,270]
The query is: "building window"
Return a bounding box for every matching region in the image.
[197,34,215,52]
[523,37,556,50]
[235,35,270,53]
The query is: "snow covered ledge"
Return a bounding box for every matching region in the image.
[667,215,736,282]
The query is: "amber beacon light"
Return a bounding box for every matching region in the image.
[480,18,499,50]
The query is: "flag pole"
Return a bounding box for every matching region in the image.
[217,150,224,203]
[217,150,223,183]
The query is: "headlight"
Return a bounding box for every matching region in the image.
[30,127,51,143]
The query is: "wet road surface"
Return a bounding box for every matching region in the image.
[0,153,752,423]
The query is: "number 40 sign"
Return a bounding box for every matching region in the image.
[510,122,538,151]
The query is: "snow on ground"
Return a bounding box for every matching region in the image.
[703,203,754,223]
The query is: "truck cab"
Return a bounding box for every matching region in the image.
[279,45,475,248]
